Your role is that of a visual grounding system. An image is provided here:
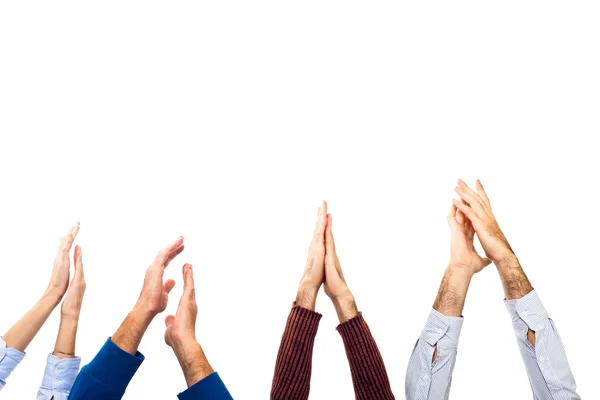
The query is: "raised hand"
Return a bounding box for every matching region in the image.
[296,201,328,310]
[324,213,358,323]
[60,245,86,321]
[135,236,184,316]
[453,179,513,263]
[46,222,80,299]
[165,264,198,350]
[165,263,214,388]
[112,236,185,355]
[447,202,491,275]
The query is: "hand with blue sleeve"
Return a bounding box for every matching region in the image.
[164,264,233,400]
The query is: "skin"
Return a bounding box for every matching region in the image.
[53,244,86,359]
[164,264,214,388]
[430,201,492,360]
[296,201,358,323]
[111,237,184,355]
[3,223,81,352]
[454,179,535,345]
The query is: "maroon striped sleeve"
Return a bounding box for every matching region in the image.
[337,313,396,400]
[271,302,322,400]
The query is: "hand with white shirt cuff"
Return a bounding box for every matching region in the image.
[1,223,81,393]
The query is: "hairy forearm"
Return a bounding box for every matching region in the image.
[174,341,214,388]
[296,282,319,311]
[3,292,61,352]
[332,291,358,324]
[433,265,473,317]
[53,317,79,359]
[112,306,153,355]
[495,254,533,300]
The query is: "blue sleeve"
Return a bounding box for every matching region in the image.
[69,338,144,400]
[178,372,233,400]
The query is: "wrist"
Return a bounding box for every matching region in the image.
[494,252,518,269]
[331,290,358,323]
[174,341,214,388]
[41,291,63,307]
[446,264,476,280]
[296,281,319,310]
[131,304,157,327]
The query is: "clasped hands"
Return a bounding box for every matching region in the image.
[296,201,359,323]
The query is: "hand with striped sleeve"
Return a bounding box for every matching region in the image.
[454,180,580,399]
[271,201,395,400]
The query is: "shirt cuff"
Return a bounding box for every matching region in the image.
[40,354,81,392]
[178,372,233,400]
[420,308,464,348]
[82,338,144,394]
[504,289,549,332]
[0,336,26,382]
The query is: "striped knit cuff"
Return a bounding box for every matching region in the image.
[336,312,366,336]
[290,302,322,338]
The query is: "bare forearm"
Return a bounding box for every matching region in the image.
[112,306,153,355]
[433,265,473,317]
[495,254,533,300]
[174,341,214,388]
[332,291,358,324]
[53,317,79,359]
[3,292,61,352]
[296,282,319,311]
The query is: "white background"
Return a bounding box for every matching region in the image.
[0,1,598,399]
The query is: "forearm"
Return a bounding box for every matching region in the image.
[432,265,472,317]
[331,290,359,324]
[495,253,533,300]
[174,342,214,388]
[295,281,318,311]
[53,317,79,359]
[3,292,61,352]
[112,306,153,355]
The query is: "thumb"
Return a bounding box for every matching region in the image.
[164,279,176,294]
[165,315,175,328]
[183,264,195,298]
[482,257,492,267]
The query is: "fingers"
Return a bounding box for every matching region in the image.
[164,279,176,294]
[182,264,195,299]
[59,222,80,255]
[447,205,458,228]
[165,315,175,328]
[455,180,486,216]
[476,179,491,209]
[73,245,85,281]
[165,245,185,268]
[313,201,328,238]
[325,214,336,255]
[452,199,480,225]
[156,236,185,266]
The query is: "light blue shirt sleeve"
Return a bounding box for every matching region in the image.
[0,336,26,391]
[37,354,81,400]
[406,309,463,400]
[505,289,580,400]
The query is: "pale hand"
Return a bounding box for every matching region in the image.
[60,245,86,320]
[323,214,351,299]
[299,201,328,291]
[46,222,80,298]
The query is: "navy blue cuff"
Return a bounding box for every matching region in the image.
[82,338,144,395]
[178,372,233,400]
